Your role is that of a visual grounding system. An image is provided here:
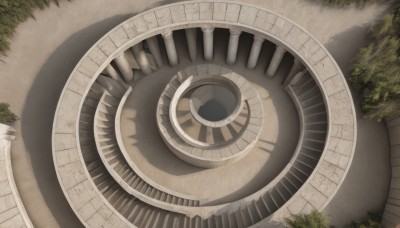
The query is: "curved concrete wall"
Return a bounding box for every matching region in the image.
[52,1,357,226]
[0,124,33,228]
[383,117,400,227]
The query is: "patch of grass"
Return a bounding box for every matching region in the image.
[285,210,329,228]
[0,0,69,56]
[0,103,18,125]
[349,2,400,121]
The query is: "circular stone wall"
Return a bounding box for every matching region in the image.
[52,1,357,227]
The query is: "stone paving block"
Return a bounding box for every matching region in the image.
[229,143,240,154]
[55,149,72,167]
[78,201,97,221]
[109,27,129,48]
[225,3,241,22]
[86,212,106,227]
[313,56,338,82]
[98,205,113,221]
[0,207,19,224]
[88,46,108,66]
[310,172,337,197]
[323,150,340,166]
[271,17,293,40]
[192,148,203,157]
[78,57,99,77]
[123,18,148,38]
[301,184,327,209]
[247,123,261,134]
[238,5,257,25]
[334,138,353,157]
[213,2,227,21]
[301,202,314,214]
[318,160,345,184]
[155,7,172,26]
[55,90,81,134]
[0,213,24,227]
[287,196,307,214]
[170,5,186,23]
[242,130,257,144]
[221,147,232,157]
[98,36,117,57]
[143,12,158,30]
[331,108,354,125]
[338,155,349,169]
[0,181,11,197]
[54,133,76,152]
[68,71,91,96]
[285,30,309,54]
[329,90,351,110]
[185,3,200,21]
[199,2,213,20]
[323,75,345,96]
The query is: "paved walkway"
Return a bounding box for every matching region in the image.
[0,0,390,227]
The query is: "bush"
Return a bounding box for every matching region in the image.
[285,210,329,228]
[349,2,400,121]
[319,0,390,7]
[345,211,382,228]
[0,0,69,56]
[0,103,18,125]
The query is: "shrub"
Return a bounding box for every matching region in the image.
[349,2,400,121]
[345,211,382,228]
[284,210,329,228]
[319,0,390,7]
[0,0,69,56]
[0,103,18,125]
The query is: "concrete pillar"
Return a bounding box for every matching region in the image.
[266,46,286,77]
[290,69,307,87]
[185,28,197,61]
[201,26,215,61]
[146,36,163,68]
[247,34,264,69]
[226,29,242,65]
[104,64,123,81]
[114,53,133,82]
[162,30,178,66]
[283,58,303,87]
[131,42,152,75]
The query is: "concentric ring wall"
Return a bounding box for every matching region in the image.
[52,1,357,227]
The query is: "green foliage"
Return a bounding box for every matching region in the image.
[349,3,400,121]
[345,211,382,228]
[284,210,329,228]
[320,0,390,7]
[0,0,67,55]
[0,103,18,125]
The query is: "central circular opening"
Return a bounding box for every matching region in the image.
[191,84,236,121]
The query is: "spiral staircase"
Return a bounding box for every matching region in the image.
[49,1,357,227]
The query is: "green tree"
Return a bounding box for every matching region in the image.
[0,103,18,125]
[284,210,329,228]
[349,2,400,121]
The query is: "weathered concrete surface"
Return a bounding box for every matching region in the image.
[0,0,390,227]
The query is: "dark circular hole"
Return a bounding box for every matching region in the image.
[191,84,236,122]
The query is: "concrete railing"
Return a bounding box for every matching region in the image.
[382,116,400,227]
[0,124,33,228]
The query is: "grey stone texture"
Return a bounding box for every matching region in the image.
[382,117,400,227]
[52,1,357,226]
[0,124,33,228]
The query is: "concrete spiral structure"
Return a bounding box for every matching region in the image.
[51,1,357,227]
